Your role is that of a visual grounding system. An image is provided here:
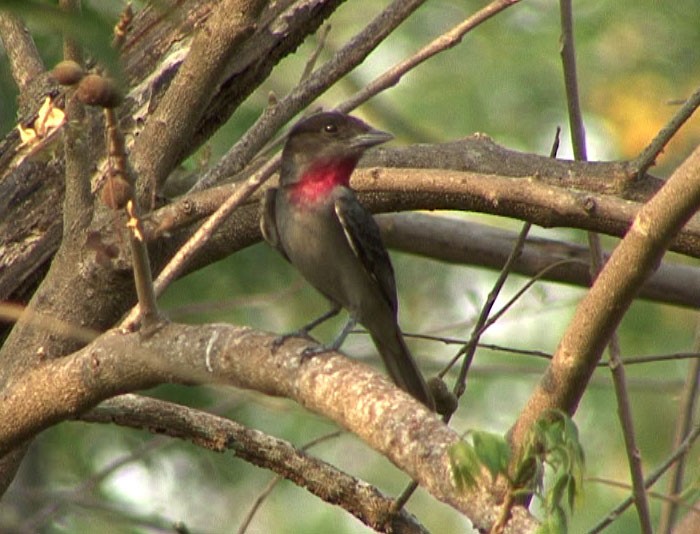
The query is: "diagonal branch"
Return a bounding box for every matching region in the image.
[130,0,265,205]
[509,142,700,455]
[0,322,538,532]
[0,12,44,95]
[82,395,429,533]
[194,0,428,190]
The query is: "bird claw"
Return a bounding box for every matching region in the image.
[270,333,293,353]
[300,344,332,362]
[270,328,314,353]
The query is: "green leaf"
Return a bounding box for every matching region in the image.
[471,430,511,480]
[448,442,482,491]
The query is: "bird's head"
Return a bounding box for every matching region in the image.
[280,111,393,190]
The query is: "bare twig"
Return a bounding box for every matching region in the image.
[338,0,523,115]
[120,156,280,329]
[559,0,586,161]
[452,222,531,397]
[587,477,700,511]
[105,108,161,329]
[634,84,700,178]
[193,0,428,191]
[83,395,428,533]
[559,1,651,530]
[300,24,332,82]
[588,424,700,533]
[657,327,700,533]
[0,302,99,344]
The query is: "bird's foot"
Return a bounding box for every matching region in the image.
[300,344,334,362]
[300,317,356,362]
[271,307,343,353]
[270,328,313,352]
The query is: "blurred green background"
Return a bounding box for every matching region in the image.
[1,0,699,532]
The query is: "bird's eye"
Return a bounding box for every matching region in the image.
[323,123,338,134]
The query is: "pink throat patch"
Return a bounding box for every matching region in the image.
[289,159,357,204]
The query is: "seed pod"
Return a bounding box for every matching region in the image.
[51,60,85,86]
[100,174,133,210]
[76,74,123,108]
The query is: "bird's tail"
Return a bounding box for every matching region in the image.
[369,326,435,411]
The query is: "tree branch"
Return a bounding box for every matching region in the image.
[509,141,700,456]
[0,322,537,532]
[0,12,44,94]
[377,213,700,309]
[130,0,265,204]
[194,0,428,190]
[82,394,429,533]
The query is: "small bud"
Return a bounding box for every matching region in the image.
[76,74,123,108]
[268,91,278,106]
[100,174,133,210]
[51,60,85,86]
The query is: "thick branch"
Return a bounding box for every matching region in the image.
[0,0,348,304]
[510,142,700,453]
[0,12,44,93]
[376,213,700,309]
[83,395,428,533]
[195,0,427,190]
[0,322,537,533]
[130,0,264,202]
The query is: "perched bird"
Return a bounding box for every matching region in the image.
[261,111,434,409]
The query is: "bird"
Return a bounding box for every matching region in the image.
[260,111,434,410]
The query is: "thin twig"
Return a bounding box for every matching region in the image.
[0,302,98,344]
[657,327,700,533]
[452,221,531,398]
[193,0,428,191]
[300,24,332,82]
[120,156,280,330]
[237,430,344,534]
[559,0,586,161]
[634,84,700,178]
[338,0,522,116]
[587,477,700,511]
[561,1,651,530]
[105,108,161,329]
[559,2,651,531]
[588,424,700,533]
[449,128,563,395]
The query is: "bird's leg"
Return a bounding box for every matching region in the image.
[271,305,342,351]
[301,316,357,360]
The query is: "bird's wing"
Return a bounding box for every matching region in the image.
[260,187,290,262]
[334,190,398,313]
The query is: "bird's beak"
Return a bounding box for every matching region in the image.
[350,128,394,149]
